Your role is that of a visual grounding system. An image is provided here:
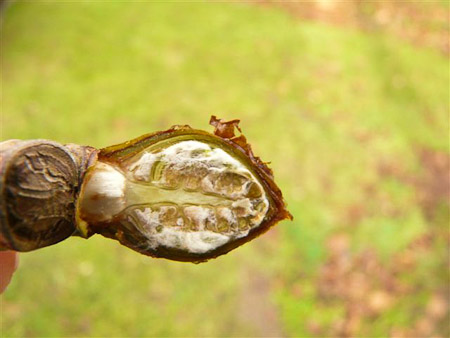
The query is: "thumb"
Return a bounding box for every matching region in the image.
[0,251,18,294]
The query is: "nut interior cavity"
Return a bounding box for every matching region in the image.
[79,140,269,254]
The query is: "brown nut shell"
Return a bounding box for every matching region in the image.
[78,116,292,263]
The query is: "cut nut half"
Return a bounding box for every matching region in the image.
[77,117,292,262]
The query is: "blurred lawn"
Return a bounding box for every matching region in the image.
[1,1,449,337]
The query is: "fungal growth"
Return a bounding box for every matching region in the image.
[1,116,292,262]
[77,117,291,262]
[80,140,269,253]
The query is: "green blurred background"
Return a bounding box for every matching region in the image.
[1,1,449,337]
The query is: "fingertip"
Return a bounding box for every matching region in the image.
[0,251,18,294]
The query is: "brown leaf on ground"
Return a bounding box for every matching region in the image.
[426,293,448,320]
[377,149,450,221]
[368,290,393,314]
[415,149,450,221]
[257,0,449,55]
[316,230,449,337]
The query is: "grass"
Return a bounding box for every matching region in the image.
[1,1,449,337]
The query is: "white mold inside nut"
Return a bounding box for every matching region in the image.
[79,140,269,254]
